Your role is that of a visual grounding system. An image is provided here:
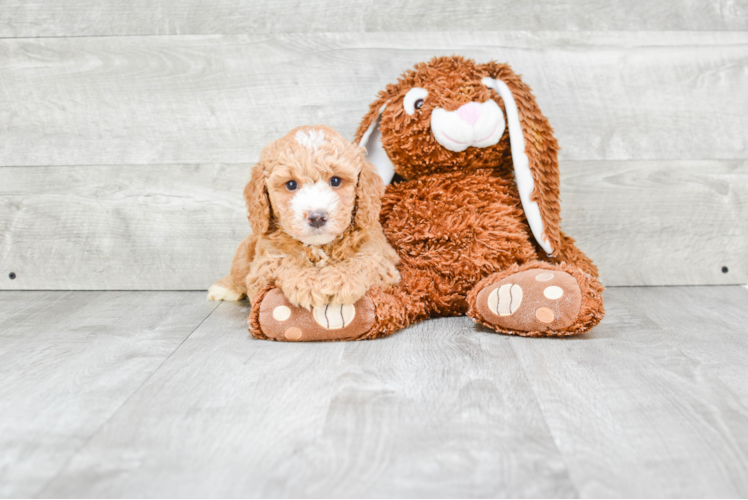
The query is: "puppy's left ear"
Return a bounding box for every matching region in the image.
[481,62,561,256]
[353,157,385,229]
[243,161,272,235]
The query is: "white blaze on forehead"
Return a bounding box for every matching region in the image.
[295,129,327,150]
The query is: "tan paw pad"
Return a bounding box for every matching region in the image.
[487,284,523,316]
[313,303,356,330]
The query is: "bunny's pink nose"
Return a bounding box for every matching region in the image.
[456,102,482,125]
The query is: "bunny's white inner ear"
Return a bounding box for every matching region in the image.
[482,77,553,255]
[358,104,395,185]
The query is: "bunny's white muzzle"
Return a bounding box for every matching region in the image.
[431,99,505,152]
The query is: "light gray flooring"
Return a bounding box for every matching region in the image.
[1,286,747,498]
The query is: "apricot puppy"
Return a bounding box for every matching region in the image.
[209,125,400,316]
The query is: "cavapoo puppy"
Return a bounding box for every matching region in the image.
[209,125,400,340]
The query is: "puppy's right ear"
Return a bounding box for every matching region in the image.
[243,162,271,235]
[354,94,395,185]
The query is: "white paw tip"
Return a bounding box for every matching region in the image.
[273,305,291,321]
[488,283,523,316]
[207,285,242,301]
[543,286,564,300]
[535,272,554,282]
[313,303,356,329]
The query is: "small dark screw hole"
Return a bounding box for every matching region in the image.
[722,266,729,274]
[9,272,16,280]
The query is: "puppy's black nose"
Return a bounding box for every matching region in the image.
[307,210,328,228]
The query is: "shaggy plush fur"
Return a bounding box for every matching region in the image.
[209,125,399,317]
[349,56,605,338]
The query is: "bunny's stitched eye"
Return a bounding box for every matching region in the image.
[285,180,298,191]
[403,87,428,116]
[330,176,342,188]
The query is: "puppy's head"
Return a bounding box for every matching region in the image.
[245,125,384,245]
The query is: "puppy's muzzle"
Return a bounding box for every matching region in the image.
[307,210,328,228]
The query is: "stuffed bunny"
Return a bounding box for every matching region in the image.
[245,56,604,341]
[355,55,605,337]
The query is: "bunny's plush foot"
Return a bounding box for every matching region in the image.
[248,287,377,342]
[467,262,604,336]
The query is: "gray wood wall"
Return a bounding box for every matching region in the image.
[1,1,746,290]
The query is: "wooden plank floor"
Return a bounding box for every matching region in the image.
[1,286,747,498]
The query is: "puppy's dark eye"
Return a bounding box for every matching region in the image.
[285,180,298,191]
[330,176,342,187]
[414,98,424,110]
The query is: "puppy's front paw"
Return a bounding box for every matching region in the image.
[280,278,326,310]
[329,281,368,305]
[319,267,368,305]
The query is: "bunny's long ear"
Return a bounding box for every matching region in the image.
[481,68,561,256]
[354,101,395,185]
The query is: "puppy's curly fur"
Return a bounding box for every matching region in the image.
[209,125,400,309]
